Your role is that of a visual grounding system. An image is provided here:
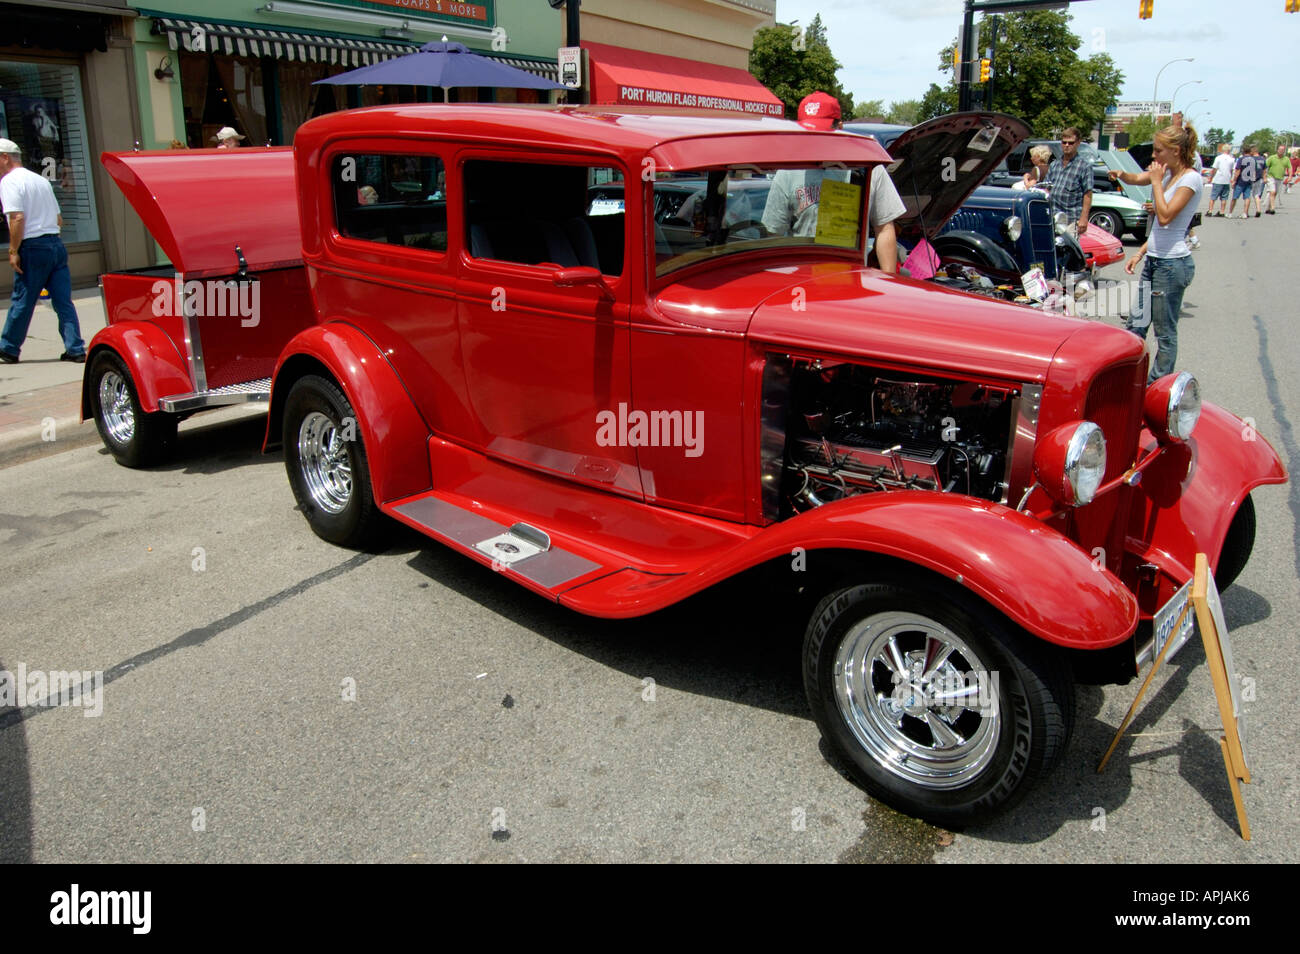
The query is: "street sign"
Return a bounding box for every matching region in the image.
[558,46,581,89]
[1107,101,1172,117]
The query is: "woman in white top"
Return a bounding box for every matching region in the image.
[1123,123,1203,383]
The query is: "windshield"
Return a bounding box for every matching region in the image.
[653,165,867,276]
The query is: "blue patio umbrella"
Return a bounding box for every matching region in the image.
[313,40,566,100]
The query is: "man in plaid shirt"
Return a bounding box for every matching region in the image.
[1043,127,1092,235]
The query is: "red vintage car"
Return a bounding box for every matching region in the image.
[85,106,1286,826]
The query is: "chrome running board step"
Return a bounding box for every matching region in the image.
[159,377,272,413]
[391,495,601,590]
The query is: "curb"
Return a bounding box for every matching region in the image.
[0,414,101,469]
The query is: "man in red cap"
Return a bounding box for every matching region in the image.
[761,91,906,272]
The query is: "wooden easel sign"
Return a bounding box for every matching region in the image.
[1098,553,1252,839]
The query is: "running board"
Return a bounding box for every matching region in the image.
[159,377,271,413]
[391,495,603,592]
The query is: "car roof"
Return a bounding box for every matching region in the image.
[294,104,892,171]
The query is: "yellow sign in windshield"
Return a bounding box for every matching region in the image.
[814,178,861,248]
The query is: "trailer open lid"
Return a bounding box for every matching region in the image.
[102,148,303,278]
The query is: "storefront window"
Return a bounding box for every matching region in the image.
[0,59,99,244]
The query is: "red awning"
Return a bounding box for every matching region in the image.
[584,41,784,117]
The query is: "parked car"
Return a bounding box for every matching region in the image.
[86,106,1286,826]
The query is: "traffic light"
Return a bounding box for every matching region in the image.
[1139,0,1153,17]
[980,58,991,83]
[953,45,961,71]
[1288,0,1299,12]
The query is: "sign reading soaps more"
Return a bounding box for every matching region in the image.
[617,86,784,116]
[1106,101,1174,117]
[360,0,490,23]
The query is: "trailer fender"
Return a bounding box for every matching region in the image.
[81,323,190,419]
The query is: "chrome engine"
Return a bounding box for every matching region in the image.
[764,357,1016,519]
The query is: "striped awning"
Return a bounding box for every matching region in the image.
[150,17,560,79]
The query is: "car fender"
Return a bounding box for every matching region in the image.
[1127,401,1288,585]
[81,323,190,419]
[566,491,1138,646]
[266,321,432,504]
[931,231,1020,277]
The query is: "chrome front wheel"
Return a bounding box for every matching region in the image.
[833,611,1000,791]
[804,578,1074,825]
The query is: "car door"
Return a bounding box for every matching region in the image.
[454,155,640,498]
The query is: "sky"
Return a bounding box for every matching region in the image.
[772,0,1299,142]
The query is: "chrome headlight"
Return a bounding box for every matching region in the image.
[1001,215,1023,242]
[1065,423,1107,504]
[1034,421,1107,507]
[1052,211,1069,232]
[1143,372,1201,443]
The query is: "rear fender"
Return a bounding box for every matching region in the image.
[267,322,432,504]
[81,323,190,419]
[1127,401,1288,593]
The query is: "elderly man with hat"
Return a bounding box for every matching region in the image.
[213,126,245,149]
[760,91,906,273]
[0,137,86,363]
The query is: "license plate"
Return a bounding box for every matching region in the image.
[1152,579,1194,662]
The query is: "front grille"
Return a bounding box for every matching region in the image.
[1085,361,1144,482]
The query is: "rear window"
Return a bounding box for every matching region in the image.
[332,153,447,253]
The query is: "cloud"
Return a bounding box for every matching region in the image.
[1099,24,1226,44]
[822,0,963,19]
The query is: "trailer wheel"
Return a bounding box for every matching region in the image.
[283,375,384,549]
[88,351,176,467]
[803,578,1074,826]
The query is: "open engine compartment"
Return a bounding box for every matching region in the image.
[766,356,1018,519]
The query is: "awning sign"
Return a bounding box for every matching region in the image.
[616,86,782,115]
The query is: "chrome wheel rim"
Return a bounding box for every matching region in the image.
[833,612,1001,790]
[98,369,135,445]
[297,411,352,514]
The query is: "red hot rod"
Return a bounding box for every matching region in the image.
[85,106,1286,825]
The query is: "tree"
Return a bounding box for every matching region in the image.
[921,11,1123,138]
[1123,115,1159,145]
[1242,128,1278,151]
[850,98,886,121]
[1201,127,1235,151]
[919,83,957,122]
[750,15,853,121]
[886,99,923,126]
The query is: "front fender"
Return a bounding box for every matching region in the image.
[1127,401,1288,594]
[564,491,1139,647]
[267,321,432,504]
[82,323,190,418]
[931,230,1020,277]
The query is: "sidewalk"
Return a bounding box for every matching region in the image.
[0,286,106,467]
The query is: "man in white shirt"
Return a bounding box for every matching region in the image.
[1,138,85,363]
[761,92,907,273]
[1207,143,1235,216]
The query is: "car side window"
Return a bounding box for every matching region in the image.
[463,159,624,276]
[333,153,447,253]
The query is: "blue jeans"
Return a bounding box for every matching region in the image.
[1126,254,1194,383]
[2,234,85,358]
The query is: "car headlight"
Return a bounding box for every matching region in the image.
[1143,371,1200,443]
[1052,211,1069,232]
[1001,215,1022,242]
[1034,421,1107,506]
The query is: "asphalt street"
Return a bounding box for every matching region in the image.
[0,201,1296,863]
